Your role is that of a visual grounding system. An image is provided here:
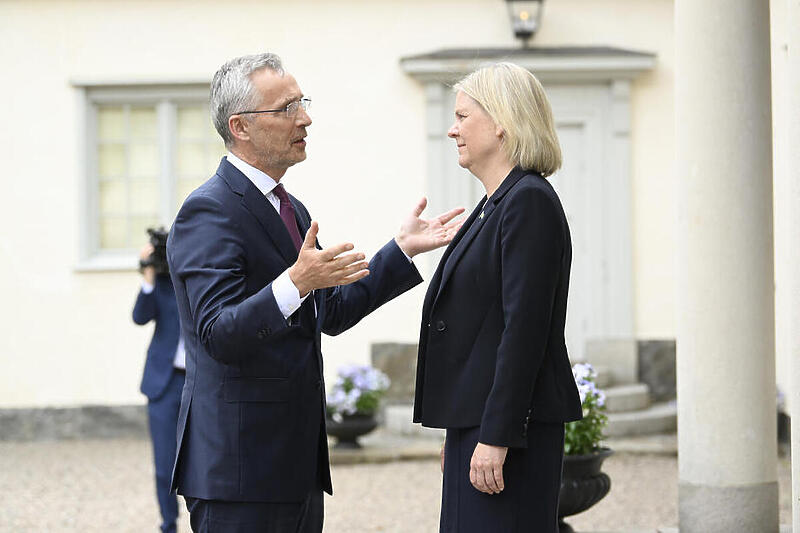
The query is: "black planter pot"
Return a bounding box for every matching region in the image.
[558,448,614,533]
[325,414,378,449]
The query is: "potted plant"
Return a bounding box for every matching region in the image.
[325,364,390,449]
[559,363,613,533]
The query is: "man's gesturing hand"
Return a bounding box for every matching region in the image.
[469,442,508,495]
[395,198,465,258]
[288,222,370,297]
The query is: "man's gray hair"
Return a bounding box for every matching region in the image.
[210,53,285,147]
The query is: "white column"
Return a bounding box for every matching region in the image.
[675,1,778,532]
[771,0,800,533]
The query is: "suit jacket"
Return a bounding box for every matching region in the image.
[413,167,582,449]
[132,274,182,401]
[167,158,422,502]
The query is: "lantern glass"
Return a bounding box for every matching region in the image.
[506,0,544,41]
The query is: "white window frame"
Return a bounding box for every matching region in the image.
[74,81,215,271]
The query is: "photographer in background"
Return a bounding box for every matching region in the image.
[132,228,184,533]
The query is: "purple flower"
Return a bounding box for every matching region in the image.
[326,364,391,417]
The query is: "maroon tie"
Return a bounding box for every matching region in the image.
[273,184,303,252]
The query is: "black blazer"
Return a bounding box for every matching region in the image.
[413,167,582,449]
[132,274,181,400]
[167,158,422,502]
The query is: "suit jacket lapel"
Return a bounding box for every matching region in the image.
[242,188,299,265]
[290,195,311,242]
[217,158,299,266]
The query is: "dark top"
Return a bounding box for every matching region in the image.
[413,166,582,449]
[132,274,181,401]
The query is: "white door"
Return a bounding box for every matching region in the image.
[433,83,625,361]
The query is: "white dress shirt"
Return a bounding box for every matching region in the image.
[226,152,309,319]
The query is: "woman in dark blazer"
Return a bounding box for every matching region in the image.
[413,62,583,532]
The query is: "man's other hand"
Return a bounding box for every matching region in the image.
[288,222,370,297]
[395,198,464,258]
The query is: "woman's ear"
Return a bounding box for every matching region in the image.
[495,124,504,139]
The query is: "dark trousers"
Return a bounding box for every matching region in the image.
[185,491,324,533]
[440,422,565,533]
[147,369,185,533]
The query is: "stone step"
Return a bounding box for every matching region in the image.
[593,365,613,388]
[604,383,651,413]
[383,404,445,439]
[605,401,677,438]
[384,400,676,440]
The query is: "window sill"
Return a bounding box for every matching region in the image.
[74,253,139,273]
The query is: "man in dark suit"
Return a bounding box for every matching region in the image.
[133,242,185,533]
[167,53,463,532]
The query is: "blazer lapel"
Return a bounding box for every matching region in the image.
[217,158,299,266]
[422,196,485,315]
[432,166,529,308]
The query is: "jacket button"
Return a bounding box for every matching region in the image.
[436,320,446,332]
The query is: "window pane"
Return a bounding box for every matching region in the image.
[98,107,125,139]
[210,141,227,164]
[99,216,127,249]
[175,178,206,210]
[98,143,125,178]
[177,141,206,176]
[130,215,160,245]
[209,114,221,138]
[177,105,207,140]
[130,142,159,178]
[91,96,225,255]
[130,107,157,139]
[130,179,159,215]
[98,180,126,214]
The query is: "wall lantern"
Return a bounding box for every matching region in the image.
[505,0,544,45]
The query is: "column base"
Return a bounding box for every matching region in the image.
[679,481,778,533]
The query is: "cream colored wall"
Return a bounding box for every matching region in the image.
[0,0,677,407]
[536,0,676,339]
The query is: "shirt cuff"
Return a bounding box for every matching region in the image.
[140,280,155,294]
[273,269,309,319]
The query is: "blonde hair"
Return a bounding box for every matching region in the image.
[454,62,562,177]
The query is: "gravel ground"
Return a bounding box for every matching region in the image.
[0,439,792,532]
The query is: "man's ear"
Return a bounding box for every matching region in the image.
[228,115,251,143]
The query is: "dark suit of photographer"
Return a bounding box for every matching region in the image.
[133,241,185,533]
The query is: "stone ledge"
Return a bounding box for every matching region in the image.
[0,405,148,441]
[603,433,677,456]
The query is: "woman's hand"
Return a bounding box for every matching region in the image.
[469,442,508,494]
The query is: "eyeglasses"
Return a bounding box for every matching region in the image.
[235,98,311,119]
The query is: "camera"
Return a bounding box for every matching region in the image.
[140,227,170,275]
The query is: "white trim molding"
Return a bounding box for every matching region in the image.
[400,46,656,84]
